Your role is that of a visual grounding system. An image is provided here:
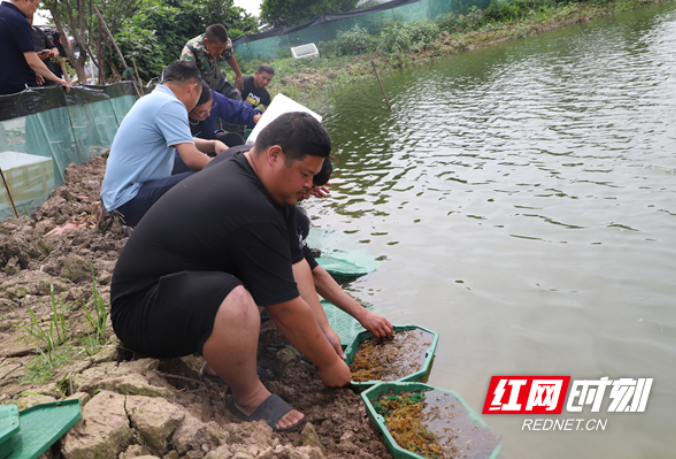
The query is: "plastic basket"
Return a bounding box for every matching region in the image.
[307,228,381,280]
[10,399,81,459]
[0,405,20,459]
[345,324,438,392]
[361,382,503,459]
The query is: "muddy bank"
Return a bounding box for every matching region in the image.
[0,155,390,459]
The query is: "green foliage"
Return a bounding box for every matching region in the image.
[110,0,258,81]
[22,347,82,385]
[14,284,71,356]
[14,278,112,384]
[377,20,440,54]
[483,0,556,22]
[84,278,109,347]
[318,25,378,57]
[437,7,487,33]
[261,0,360,28]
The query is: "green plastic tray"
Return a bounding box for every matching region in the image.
[361,382,503,459]
[344,324,438,392]
[307,228,381,280]
[0,405,20,459]
[9,399,81,459]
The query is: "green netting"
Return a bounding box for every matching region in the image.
[233,0,491,61]
[0,83,137,221]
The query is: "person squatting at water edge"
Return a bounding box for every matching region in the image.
[172,80,263,175]
[100,61,228,227]
[197,145,394,364]
[111,112,358,431]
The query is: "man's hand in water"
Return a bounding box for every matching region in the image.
[358,310,393,338]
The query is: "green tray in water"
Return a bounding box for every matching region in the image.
[345,324,438,392]
[307,228,380,280]
[8,399,81,459]
[361,382,503,459]
[322,300,386,348]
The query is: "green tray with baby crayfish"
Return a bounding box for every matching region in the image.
[362,382,502,459]
[344,324,438,392]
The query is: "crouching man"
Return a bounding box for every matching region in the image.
[110,112,351,432]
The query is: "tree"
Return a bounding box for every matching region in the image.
[46,0,94,83]
[260,0,360,29]
[110,0,258,82]
[42,0,258,84]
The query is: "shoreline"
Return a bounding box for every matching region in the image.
[242,0,671,112]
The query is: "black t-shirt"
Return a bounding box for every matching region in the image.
[241,76,271,108]
[0,2,37,95]
[31,26,54,51]
[111,152,303,307]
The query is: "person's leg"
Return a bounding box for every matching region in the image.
[215,131,245,147]
[201,286,304,430]
[114,172,196,226]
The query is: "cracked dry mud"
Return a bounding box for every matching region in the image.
[0,154,392,459]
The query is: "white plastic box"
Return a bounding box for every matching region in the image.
[291,43,320,59]
[246,94,322,145]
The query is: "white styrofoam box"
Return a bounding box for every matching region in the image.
[246,94,323,145]
[291,43,320,59]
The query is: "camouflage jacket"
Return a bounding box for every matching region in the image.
[180,34,233,91]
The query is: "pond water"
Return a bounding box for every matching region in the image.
[304,2,676,458]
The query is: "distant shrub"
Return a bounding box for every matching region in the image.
[377,20,440,54]
[332,25,378,56]
[483,0,556,22]
[437,8,487,33]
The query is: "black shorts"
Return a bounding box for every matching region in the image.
[111,271,242,358]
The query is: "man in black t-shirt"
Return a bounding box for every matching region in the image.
[111,112,350,432]
[241,64,273,109]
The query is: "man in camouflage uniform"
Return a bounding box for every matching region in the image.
[180,24,243,101]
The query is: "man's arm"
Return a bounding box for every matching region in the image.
[312,265,393,338]
[266,290,351,387]
[24,52,70,91]
[225,55,243,91]
[212,92,262,128]
[291,258,345,358]
[193,137,228,155]
[179,45,195,62]
[174,142,212,170]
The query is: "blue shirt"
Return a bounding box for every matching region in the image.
[196,90,262,139]
[101,85,194,210]
[0,1,37,95]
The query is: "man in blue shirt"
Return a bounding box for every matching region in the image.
[0,0,70,95]
[100,61,227,227]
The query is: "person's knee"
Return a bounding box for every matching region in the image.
[216,285,258,325]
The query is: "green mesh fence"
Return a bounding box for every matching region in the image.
[0,83,137,221]
[233,0,491,61]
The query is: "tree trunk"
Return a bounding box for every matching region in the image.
[48,2,87,84]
